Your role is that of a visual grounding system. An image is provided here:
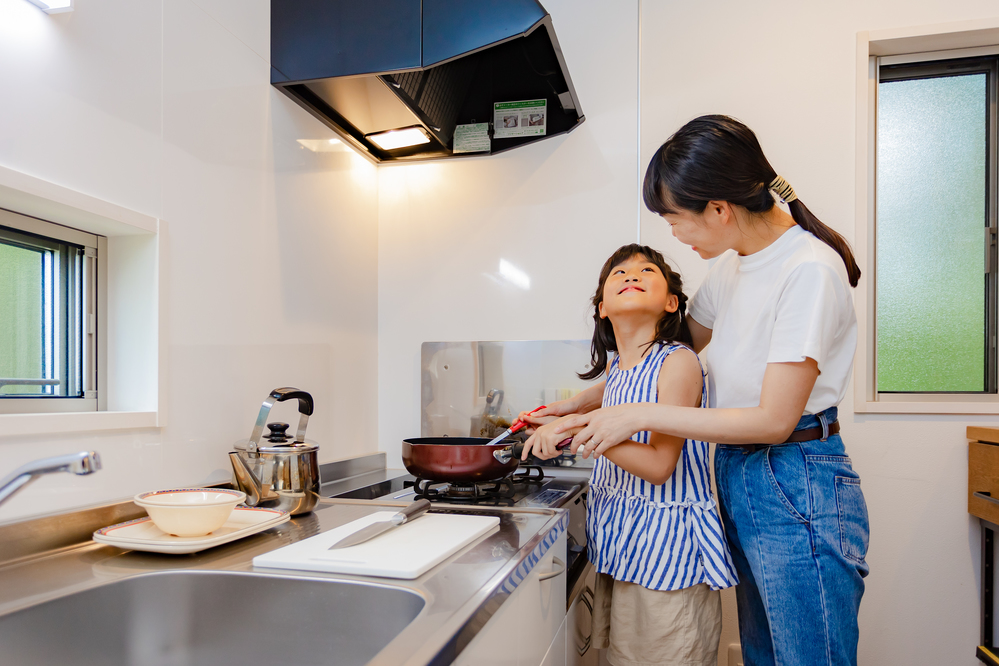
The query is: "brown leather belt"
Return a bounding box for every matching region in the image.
[741,421,840,453]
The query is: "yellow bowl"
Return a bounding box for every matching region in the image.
[133,488,246,537]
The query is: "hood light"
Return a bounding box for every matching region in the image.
[367,127,431,151]
[25,0,73,13]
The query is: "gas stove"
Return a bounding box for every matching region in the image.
[337,466,583,510]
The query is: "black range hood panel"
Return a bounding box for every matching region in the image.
[271,0,584,163]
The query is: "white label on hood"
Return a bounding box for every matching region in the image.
[453,123,491,154]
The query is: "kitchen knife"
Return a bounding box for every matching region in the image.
[327,499,432,550]
[483,405,548,447]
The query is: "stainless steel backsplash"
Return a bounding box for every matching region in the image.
[420,340,596,438]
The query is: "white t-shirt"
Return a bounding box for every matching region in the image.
[687,225,857,414]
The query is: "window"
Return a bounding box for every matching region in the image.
[0,208,98,413]
[874,53,998,397]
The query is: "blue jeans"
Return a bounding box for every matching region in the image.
[715,407,870,666]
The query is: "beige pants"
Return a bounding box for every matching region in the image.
[591,573,722,666]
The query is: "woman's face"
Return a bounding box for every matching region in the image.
[598,255,678,321]
[660,203,733,259]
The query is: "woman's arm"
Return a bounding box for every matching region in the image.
[558,358,819,458]
[596,349,702,484]
[687,316,712,354]
[515,381,606,426]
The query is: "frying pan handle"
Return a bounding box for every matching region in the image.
[509,437,573,460]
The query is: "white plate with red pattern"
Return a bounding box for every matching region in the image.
[93,506,289,554]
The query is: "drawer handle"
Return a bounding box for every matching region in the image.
[975,492,999,507]
[539,556,566,581]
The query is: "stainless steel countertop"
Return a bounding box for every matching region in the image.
[0,494,567,666]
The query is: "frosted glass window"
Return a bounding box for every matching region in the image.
[876,71,989,392]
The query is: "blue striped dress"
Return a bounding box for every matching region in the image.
[587,342,738,591]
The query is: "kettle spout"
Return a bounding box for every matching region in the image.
[229,451,264,506]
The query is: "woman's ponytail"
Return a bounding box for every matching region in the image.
[787,199,861,287]
[644,115,862,288]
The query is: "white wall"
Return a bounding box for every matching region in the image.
[377,0,642,463]
[1,0,995,662]
[0,0,380,523]
[376,1,999,665]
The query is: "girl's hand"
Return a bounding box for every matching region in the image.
[555,403,647,458]
[520,416,582,460]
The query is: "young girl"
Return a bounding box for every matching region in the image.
[523,243,737,666]
[525,116,870,666]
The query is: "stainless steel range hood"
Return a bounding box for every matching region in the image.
[271,0,585,163]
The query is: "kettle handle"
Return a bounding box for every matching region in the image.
[270,387,314,416]
[247,387,314,454]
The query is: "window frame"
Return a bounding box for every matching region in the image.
[874,54,998,396]
[0,207,102,414]
[856,21,999,414]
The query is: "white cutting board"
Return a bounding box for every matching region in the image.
[252,511,500,579]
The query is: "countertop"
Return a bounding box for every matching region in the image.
[0,494,568,666]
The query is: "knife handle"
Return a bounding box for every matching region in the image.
[396,498,432,524]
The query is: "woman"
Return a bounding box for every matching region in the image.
[524,115,870,666]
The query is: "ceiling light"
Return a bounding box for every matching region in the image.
[25,0,73,13]
[367,127,430,151]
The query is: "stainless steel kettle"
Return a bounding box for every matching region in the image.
[229,387,320,516]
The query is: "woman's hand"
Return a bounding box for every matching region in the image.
[515,382,608,434]
[516,397,579,423]
[520,416,582,460]
[554,403,649,458]
[515,398,581,435]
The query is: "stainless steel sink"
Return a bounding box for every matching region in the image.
[0,570,425,666]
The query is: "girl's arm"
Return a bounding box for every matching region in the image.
[597,349,703,485]
[558,358,819,458]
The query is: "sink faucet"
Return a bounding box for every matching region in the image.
[0,451,102,507]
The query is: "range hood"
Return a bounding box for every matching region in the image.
[271,0,585,163]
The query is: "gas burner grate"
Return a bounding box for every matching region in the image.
[412,476,518,505]
[513,465,545,483]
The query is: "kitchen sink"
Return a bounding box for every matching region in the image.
[0,569,425,666]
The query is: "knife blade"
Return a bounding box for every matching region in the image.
[327,499,432,550]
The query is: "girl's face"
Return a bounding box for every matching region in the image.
[598,255,678,321]
[660,202,735,259]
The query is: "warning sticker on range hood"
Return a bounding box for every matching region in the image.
[493,99,547,139]
[453,123,491,154]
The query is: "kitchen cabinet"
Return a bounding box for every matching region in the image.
[969,426,999,665]
[541,614,568,666]
[454,528,568,666]
[567,567,597,666]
